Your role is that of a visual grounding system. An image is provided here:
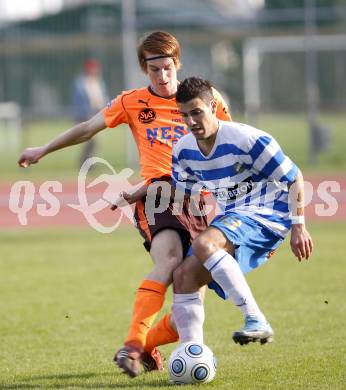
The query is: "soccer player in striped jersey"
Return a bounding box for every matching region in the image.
[171,77,313,345]
[17,33,231,377]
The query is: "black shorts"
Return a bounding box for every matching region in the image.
[134,177,207,258]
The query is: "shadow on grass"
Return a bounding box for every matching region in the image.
[0,371,171,389]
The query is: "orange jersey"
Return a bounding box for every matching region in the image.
[103,86,231,182]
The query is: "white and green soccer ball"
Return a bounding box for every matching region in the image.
[168,342,217,385]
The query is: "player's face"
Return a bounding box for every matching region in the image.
[144,52,178,97]
[178,97,218,140]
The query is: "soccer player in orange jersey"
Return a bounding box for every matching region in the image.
[18,31,231,378]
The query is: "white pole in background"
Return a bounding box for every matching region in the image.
[121,0,139,168]
[243,43,261,125]
[304,0,320,164]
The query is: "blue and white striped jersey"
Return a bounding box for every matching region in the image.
[172,121,298,237]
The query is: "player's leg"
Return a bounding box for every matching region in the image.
[115,229,183,377]
[171,228,241,344]
[144,313,178,355]
[190,223,273,345]
[204,214,282,344]
[192,225,267,316]
[115,184,207,377]
[139,236,208,372]
[172,255,213,343]
[144,284,206,354]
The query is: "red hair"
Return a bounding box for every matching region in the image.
[137,31,181,72]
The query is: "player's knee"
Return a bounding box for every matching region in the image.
[150,253,182,286]
[192,235,221,261]
[151,241,183,267]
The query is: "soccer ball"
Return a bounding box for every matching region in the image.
[168,342,217,385]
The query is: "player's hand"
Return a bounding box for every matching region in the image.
[290,224,313,261]
[18,146,46,168]
[110,184,148,210]
[110,191,135,211]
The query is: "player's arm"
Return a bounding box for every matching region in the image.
[18,110,106,167]
[247,131,313,261]
[110,183,148,210]
[287,169,313,261]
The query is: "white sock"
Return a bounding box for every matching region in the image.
[204,249,266,322]
[172,292,204,343]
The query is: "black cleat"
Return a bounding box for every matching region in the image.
[114,346,142,378]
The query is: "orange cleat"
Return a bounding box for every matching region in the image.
[141,347,164,372]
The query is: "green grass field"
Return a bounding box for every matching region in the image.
[2,112,346,181]
[1,223,345,389]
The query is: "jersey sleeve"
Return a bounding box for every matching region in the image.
[212,88,232,121]
[172,144,199,195]
[246,132,298,184]
[102,93,129,128]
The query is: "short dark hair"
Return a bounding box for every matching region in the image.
[176,77,214,104]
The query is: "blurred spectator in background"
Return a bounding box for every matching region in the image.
[71,58,108,167]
